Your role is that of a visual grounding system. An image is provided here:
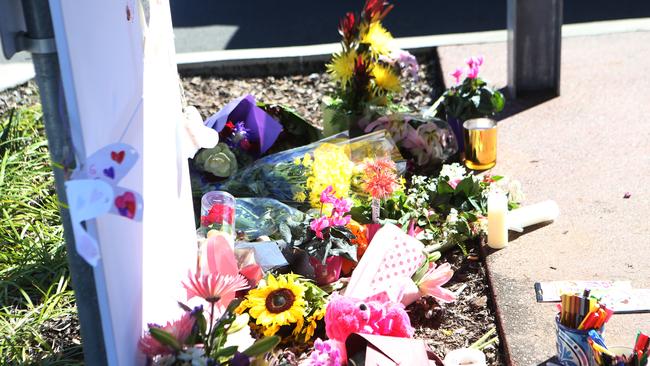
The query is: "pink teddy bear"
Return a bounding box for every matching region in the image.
[324,292,414,344]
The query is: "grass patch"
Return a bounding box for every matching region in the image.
[0,105,83,364]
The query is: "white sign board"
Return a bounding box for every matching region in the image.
[50,0,197,364]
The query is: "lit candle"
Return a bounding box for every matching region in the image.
[508,200,559,232]
[487,190,508,249]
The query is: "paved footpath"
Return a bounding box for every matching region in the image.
[437,31,650,364]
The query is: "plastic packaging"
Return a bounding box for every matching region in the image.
[219,130,406,208]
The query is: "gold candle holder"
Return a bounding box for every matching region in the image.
[463,118,497,170]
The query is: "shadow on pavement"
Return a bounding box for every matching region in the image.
[495,89,558,123]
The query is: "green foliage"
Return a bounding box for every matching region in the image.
[279,216,358,264]
[352,170,501,254]
[0,105,83,364]
[242,336,280,357]
[429,76,505,121]
[194,142,239,178]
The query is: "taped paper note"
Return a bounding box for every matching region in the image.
[66,143,143,265]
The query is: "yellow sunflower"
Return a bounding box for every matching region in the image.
[326,50,357,87]
[303,306,326,341]
[372,64,401,94]
[244,274,307,335]
[361,21,394,58]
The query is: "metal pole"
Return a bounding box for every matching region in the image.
[20,0,108,364]
[507,0,563,97]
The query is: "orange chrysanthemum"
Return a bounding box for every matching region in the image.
[363,158,399,200]
[342,220,370,275]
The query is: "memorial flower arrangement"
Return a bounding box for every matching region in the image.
[145,4,524,365]
[323,0,419,135]
[427,56,506,147]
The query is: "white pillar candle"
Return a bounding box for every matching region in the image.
[508,200,559,232]
[487,190,508,249]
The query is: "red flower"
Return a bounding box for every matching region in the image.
[353,55,373,92]
[239,138,251,151]
[363,0,393,22]
[201,203,235,227]
[338,12,357,43]
[482,174,495,184]
[224,121,235,131]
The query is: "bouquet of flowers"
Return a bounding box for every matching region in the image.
[139,248,279,365]
[364,113,458,169]
[218,130,405,209]
[323,0,419,136]
[235,273,328,344]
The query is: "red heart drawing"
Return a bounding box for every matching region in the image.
[111,150,125,164]
[115,192,136,219]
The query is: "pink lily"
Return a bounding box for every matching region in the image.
[310,216,331,239]
[417,263,456,303]
[407,220,424,238]
[451,67,463,84]
[200,234,263,287]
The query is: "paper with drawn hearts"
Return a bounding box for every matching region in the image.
[66,143,143,265]
[72,143,138,182]
[66,179,114,266]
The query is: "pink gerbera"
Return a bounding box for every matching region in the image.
[138,311,195,357]
[183,271,249,304]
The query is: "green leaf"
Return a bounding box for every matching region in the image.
[436,179,454,195]
[149,328,181,351]
[177,301,192,312]
[213,345,238,359]
[242,336,281,357]
[491,90,505,113]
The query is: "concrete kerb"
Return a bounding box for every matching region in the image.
[175,17,650,77]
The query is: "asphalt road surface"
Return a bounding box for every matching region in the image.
[170,0,650,52]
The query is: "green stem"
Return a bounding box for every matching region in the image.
[206,301,216,354]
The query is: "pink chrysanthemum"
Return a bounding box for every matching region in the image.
[138,312,195,357]
[183,271,249,305]
[363,158,399,200]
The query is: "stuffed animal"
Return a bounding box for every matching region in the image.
[324,292,414,344]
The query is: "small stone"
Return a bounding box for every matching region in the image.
[470,296,488,309]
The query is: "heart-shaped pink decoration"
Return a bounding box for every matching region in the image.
[115,192,136,219]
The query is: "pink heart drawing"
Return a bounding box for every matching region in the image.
[114,192,136,219]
